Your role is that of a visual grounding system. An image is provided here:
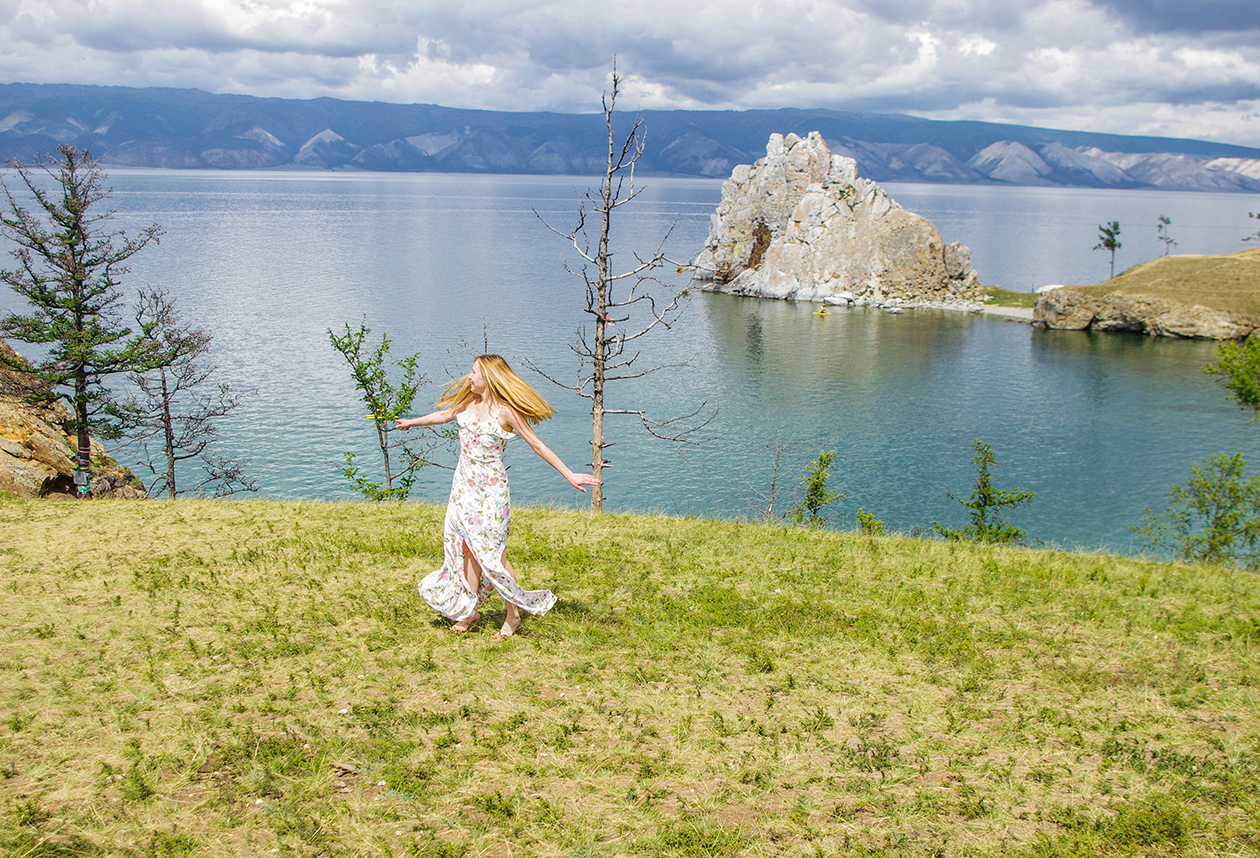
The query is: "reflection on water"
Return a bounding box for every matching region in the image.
[8,169,1257,554]
[689,294,1254,552]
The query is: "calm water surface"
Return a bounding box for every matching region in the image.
[17,170,1260,553]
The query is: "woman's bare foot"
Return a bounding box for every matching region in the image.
[492,614,521,641]
[451,612,478,634]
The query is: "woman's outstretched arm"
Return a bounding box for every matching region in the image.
[500,406,600,493]
[396,407,457,430]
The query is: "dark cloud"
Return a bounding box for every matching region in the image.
[852,0,1024,30]
[1095,0,1260,35]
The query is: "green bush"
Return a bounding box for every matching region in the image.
[932,439,1035,545]
[790,450,845,528]
[1134,451,1260,569]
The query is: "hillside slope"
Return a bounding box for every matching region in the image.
[1074,248,1260,315]
[2,496,1257,856]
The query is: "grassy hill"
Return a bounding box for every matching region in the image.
[1070,248,1260,316]
[2,496,1258,857]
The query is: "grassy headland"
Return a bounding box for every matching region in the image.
[1069,248,1260,316]
[2,496,1258,857]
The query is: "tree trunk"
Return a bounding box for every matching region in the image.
[75,374,92,498]
[379,421,393,496]
[160,367,177,499]
[589,98,617,515]
[591,365,604,513]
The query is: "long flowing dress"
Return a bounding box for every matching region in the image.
[418,406,557,621]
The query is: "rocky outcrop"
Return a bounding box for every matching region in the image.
[693,132,982,307]
[1033,290,1257,339]
[0,339,146,499]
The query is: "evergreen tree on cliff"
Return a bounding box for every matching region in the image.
[0,146,163,496]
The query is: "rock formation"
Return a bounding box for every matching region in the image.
[0,338,146,499]
[1033,290,1257,339]
[693,132,981,307]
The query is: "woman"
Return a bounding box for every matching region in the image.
[396,355,598,638]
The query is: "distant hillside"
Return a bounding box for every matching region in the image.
[2,83,1259,192]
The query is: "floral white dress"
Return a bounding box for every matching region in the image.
[418,406,557,621]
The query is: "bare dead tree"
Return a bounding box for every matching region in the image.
[740,437,797,524]
[534,68,715,512]
[119,288,256,498]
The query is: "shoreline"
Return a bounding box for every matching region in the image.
[704,286,1040,321]
[982,305,1035,320]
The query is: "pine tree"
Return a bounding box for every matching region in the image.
[0,146,163,495]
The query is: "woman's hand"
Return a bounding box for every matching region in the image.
[567,472,601,493]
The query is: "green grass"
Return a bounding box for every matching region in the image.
[980,287,1039,309]
[1070,247,1260,316]
[2,495,1259,857]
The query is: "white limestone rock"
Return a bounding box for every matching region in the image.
[694,132,980,305]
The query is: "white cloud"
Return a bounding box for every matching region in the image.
[958,35,997,56]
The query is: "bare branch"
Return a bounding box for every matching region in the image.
[739,438,799,524]
[603,400,720,445]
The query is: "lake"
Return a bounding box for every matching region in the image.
[16,169,1260,554]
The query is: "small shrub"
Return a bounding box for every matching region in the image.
[856,508,885,535]
[932,439,1034,544]
[329,321,442,502]
[790,450,845,528]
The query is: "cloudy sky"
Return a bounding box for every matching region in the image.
[2,0,1258,146]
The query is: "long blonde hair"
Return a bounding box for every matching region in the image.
[436,354,556,425]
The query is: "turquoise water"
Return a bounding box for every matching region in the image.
[20,169,1260,553]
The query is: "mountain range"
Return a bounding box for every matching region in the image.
[2,82,1259,193]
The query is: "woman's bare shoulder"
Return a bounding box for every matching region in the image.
[494,401,526,429]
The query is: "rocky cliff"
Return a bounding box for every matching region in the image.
[0,339,146,499]
[693,132,981,307]
[1033,290,1257,339]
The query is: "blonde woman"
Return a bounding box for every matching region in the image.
[397,355,599,638]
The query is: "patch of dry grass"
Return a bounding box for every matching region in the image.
[2,495,1259,857]
[1071,247,1260,316]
